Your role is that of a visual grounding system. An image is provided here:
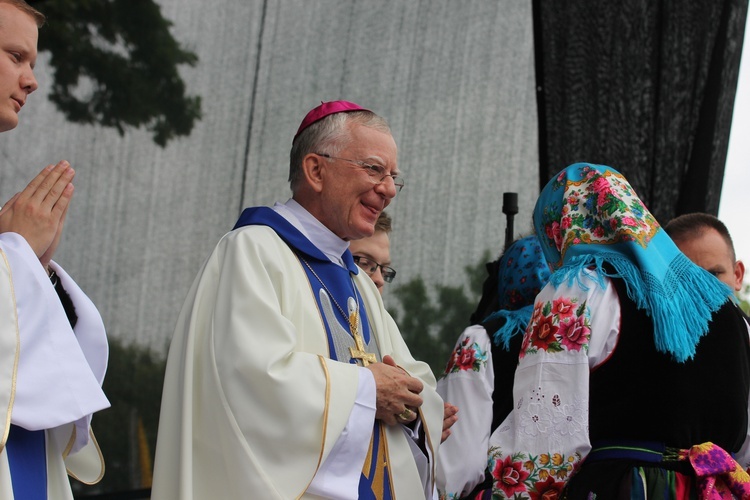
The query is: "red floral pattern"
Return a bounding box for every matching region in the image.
[538,166,659,264]
[444,337,488,374]
[486,448,579,499]
[491,455,531,497]
[520,297,590,358]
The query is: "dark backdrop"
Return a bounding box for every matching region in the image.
[534,0,748,222]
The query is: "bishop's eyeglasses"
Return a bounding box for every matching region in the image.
[315,153,404,192]
[353,256,397,283]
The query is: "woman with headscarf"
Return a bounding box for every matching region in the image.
[436,235,551,499]
[478,163,750,499]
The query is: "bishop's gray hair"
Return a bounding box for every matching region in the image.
[288,110,391,192]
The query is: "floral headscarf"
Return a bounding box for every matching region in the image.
[484,235,551,349]
[533,163,730,362]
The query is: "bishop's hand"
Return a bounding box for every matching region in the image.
[367,355,423,426]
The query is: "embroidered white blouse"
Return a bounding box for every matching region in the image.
[437,268,750,499]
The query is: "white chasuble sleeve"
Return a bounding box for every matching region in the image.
[436,324,495,498]
[307,367,376,499]
[483,270,620,498]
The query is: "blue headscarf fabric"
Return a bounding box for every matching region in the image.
[484,235,551,349]
[532,163,731,362]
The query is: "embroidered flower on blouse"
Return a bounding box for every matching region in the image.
[487,448,580,499]
[491,455,531,497]
[551,395,587,436]
[519,401,552,436]
[444,337,488,374]
[550,297,575,318]
[558,315,590,352]
[520,298,591,358]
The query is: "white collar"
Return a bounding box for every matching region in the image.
[273,198,349,266]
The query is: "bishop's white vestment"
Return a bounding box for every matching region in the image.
[151,204,444,499]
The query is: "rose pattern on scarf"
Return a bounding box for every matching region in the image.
[538,166,659,263]
[444,336,488,374]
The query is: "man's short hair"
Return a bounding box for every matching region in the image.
[288,110,391,192]
[375,211,392,234]
[0,0,45,27]
[664,212,737,261]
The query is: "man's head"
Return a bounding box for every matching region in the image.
[349,211,395,294]
[665,213,745,292]
[290,101,400,241]
[0,0,43,133]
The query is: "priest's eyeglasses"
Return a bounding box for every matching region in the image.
[315,153,404,192]
[353,256,397,283]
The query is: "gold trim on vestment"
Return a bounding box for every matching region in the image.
[297,355,332,500]
[62,426,76,458]
[66,428,106,485]
[0,249,20,452]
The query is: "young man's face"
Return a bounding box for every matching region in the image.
[0,3,38,132]
[675,227,745,292]
[349,230,391,294]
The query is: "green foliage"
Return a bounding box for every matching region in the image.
[390,251,491,378]
[72,337,166,493]
[29,0,202,147]
[739,283,750,315]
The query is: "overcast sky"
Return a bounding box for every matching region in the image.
[719,18,750,286]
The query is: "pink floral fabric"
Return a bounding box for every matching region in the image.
[536,165,659,266]
[679,442,750,499]
[520,297,591,359]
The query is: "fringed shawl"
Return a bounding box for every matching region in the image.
[533,163,731,362]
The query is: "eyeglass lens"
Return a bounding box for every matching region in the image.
[354,256,396,282]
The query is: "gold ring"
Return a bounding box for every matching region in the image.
[397,408,413,420]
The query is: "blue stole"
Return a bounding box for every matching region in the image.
[234,207,393,497]
[6,424,47,500]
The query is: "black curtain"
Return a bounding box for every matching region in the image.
[533,0,747,222]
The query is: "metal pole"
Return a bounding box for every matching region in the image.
[502,192,518,251]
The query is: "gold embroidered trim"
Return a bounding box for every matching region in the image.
[297,355,331,500]
[0,249,20,452]
[66,428,106,485]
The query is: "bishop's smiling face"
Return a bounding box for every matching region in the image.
[316,123,399,241]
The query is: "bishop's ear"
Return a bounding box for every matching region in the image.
[301,153,325,193]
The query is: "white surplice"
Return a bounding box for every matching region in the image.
[0,232,109,499]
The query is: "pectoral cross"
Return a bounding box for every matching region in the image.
[348,306,376,367]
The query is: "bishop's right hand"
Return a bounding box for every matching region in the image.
[367,355,423,426]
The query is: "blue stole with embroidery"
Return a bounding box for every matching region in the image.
[234,207,392,498]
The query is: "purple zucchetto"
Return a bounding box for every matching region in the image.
[294,100,370,142]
